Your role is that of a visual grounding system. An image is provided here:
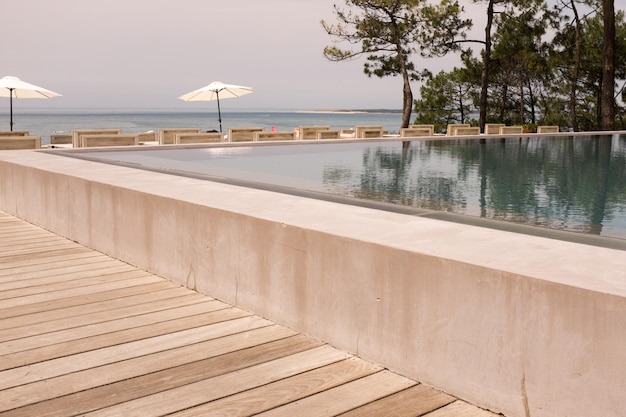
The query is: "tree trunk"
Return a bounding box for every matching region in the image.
[401,73,413,128]
[600,0,615,130]
[479,0,495,131]
[570,0,581,131]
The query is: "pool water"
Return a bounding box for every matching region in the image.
[68,135,626,239]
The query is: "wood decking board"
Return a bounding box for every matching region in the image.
[0,305,245,370]
[0,268,154,299]
[0,253,113,278]
[0,295,219,355]
[0,282,189,320]
[0,262,139,290]
[0,212,498,417]
[336,384,456,416]
[0,274,163,310]
[0,291,209,341]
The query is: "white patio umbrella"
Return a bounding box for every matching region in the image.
[178,81,253,132]
[0,76,62,131]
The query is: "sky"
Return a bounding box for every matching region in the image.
[1,0,624,111]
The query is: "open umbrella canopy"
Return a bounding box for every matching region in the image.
[178,81,253,102]
[178,81,253,132]
[0,76,62,130]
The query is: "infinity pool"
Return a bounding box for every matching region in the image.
[65,135,626,240]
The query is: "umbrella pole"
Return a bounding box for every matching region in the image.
[9,88,14,131]
[216,91,222,133]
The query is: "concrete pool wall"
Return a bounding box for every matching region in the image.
[1,148,625,417]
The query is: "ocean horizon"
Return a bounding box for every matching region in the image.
[0,108,405,144]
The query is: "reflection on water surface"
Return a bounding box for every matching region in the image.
[71,135,626,240]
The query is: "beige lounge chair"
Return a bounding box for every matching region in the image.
[316,130,342,139]
[446,123,470,136]
[410,124,435,136]
[254,131,296,141]
[453,127,481,136]
[0,136,41,150]
[354,125,384,138]
[537,125,559,133]
[400,127,433,137]
[72,129,122,148]
[227,127,265,142]
[485,124,505,135]
[80,133,139,147]
[299,125,331,140]
[158,128,201,145]
[175,132,224,144]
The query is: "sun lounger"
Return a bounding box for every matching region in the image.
[354,125,384,138]
[227,127,265,142]
[158,128,202,145]
[316,130,342,139]
[400,127,433,137]
[0,136,41,149]
[254,131,296,141]
[537,125,559,133]
[484,124,505,135]
[453,127,481,136]
[80,133,139,147]
[175,132,224,144]
[499,126,523,134]
[72,129,122,148]
[0,131,29,136]
[410,124,435,135]
[446,123,470,136]
[298,125,331,140]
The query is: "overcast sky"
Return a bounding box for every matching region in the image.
[2,0,624,111]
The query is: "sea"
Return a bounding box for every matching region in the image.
[2,108,404,145]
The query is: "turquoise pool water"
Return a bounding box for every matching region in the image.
[66,135,626,239]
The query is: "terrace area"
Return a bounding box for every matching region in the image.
[0,211,495,416]
[0,141,624,417]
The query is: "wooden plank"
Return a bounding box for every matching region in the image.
[0,261,136,289]
[0,234,64,247]
[82,345,351,417]
[0,241,79,255]
[0,292,212,353]
[0,326,306,414]
[0,274,161,309]
[0,246,94,264]
[0,268,151,299]
[0,253,113,278]
[336,384,456,417]
[0,290,207,341]
[0,302,238,370]
[0,286,203,330]
[171,357,383,417]
[422,400,500,416]
[0,280,182,319]
[0,250,107,272]
[256,370,417,417]
[0,265,152,299]
[0,315,274,390]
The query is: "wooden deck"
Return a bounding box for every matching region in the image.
[0,211,498,417]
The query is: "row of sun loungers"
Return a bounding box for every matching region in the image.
[443,123,559,136]
[0,123,562,150]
